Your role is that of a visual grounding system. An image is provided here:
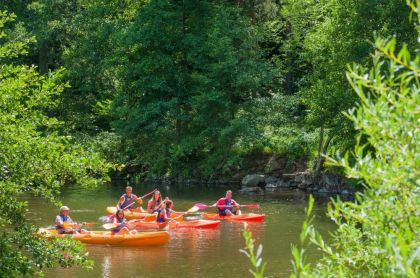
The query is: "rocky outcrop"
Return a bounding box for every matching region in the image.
[238,171,355,196]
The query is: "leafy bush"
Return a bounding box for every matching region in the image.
[0,12,109,277]
[290,2,420,276]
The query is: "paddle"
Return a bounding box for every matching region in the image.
[102,223,119,230]
[63,222,97,229]
[190,203,260,212]
[158,214,184,229]
[100,189,157,223]
[121,189,157,210]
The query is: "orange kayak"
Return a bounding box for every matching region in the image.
[40,229,170,246]
[106,206,150,220]
[132,220,220,230]
[203,213,265,222]
[106,207,183,220]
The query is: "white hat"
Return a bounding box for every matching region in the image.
[60,206,70,212]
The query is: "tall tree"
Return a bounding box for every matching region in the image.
[112,0,278,176]
[0,12,108,276]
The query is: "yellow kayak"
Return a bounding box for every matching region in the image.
[106,206,150,220]
[106,206,183,220]
[40,229,170,247]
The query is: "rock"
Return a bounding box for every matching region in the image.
[265,183,277,191]
[239,186,263,194]
[264,176,278,184]
[264,156,283,173]
[275,179,290,188]
[341,189,350,195]
[241,174,266,187]
[318,188,330,194]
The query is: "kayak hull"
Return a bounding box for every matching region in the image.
[203,213,265,222]
[106,206,150,220]
[106,207,182,220]
[133,220,220,230]
[41,230,170,246]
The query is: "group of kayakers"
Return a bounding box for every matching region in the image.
[54,186,242,235]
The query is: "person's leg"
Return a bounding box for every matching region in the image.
[235,209,242,215]
[117,227,129,235]
[225,210,234,216]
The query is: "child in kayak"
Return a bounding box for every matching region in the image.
[111,209,137,235]
[212,190,241,216]
[117,185,143,211]
[147,190,163,213]
[156,200,181,223]
[55,206,90,234]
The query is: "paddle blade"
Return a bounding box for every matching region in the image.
[242,204,260,209]
[102,223,118,230]
[193,203,209,210]
[187,206,200,213]
[158,221,169,230]
[81,222,97,227]
[99,215,113,223]
[63,222,76,229]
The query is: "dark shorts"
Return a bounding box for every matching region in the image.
[219,209,234,216]
[111,225,126,234]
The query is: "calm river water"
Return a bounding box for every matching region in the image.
[26,183,335,278]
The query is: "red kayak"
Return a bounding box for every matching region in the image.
[132,220,220,229]
[203,213,265,222]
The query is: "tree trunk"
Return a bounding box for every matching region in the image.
[38,43,49,73]
[314,126,324,173]
[314,127,333,175]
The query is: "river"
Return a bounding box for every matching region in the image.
[26,183,335,278]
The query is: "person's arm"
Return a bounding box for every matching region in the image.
[55,216,64,227]
[147,200,154,213]
[117,196,124,209]
[133,194,143,204]
[232,199,241,207]
[163,209,170,221]
[212,198,222,208]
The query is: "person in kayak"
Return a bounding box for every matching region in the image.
[55,206,90,234]
[117,185,143,211]
[111,209,137,235]
[147,190,163,213]
[156,200,180,223]
[213,190,242,216]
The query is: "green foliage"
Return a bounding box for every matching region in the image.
[290,4,420,276]
[0,12,109,277]
[112,0,279,176]
[282,0,418,163]
[241,223,267,278]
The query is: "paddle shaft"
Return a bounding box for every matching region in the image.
[121,189,157,210]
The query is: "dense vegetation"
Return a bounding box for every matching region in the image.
[1,0,416,177]
[0,12,109,276]
[290,10,419,276]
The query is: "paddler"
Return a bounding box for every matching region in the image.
[117,185,143,211]
[156,200,179,223]
[147,190,163,213]
[212,190,241,216]
[54,206,90,234]
[111,209,137,235]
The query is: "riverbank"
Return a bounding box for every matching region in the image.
[111,153,357,196]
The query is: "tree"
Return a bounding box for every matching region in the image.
[112,0,278,176]
[0,12,109,277]
[282,0,417,173]
[291,2,420,275]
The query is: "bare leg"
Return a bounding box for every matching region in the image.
[225,210,234,216]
